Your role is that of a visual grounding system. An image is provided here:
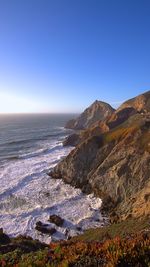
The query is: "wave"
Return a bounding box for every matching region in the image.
[0,143,63,162]
[0,156,19,161]
[1,133,59,146]
[0,116,106,243]
[0,137,105,243]
[19,144,63,159]
[0,131,67,147]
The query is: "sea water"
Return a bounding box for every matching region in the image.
[0,114,106,243]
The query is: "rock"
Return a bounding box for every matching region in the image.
[0,228,11,245]
[36,221,43,227]
[117,90,150,113]
[64,228,69,236]
[65,119,77,129]
[50,91,150,221]
[64,103,139,148]
[110,211,120,224]
[65,100,115,130]
[76,226,82,231]
[63,133,81,146]
[35,222,56,235]
[106,107,138,129]
[101,196,117,214]
[48,215,64,227]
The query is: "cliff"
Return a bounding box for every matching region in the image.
[64,95,141,147]
[0,91,149,267]
[65,100,115,130]
[50,91,150,221]
[117,90,150,113]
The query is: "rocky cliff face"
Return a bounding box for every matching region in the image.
[117,90,150,113]
[64,106,137,147]
[50,91,150,221]
[65,100,115,130]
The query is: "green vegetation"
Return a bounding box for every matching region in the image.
[0,232,149,266]
[72,217,150,242]
[0,218,149,266]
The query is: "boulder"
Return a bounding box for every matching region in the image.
[48,215,64,227]
[35,222,56,235]
[0,228,11,245]
[76,226,82,231]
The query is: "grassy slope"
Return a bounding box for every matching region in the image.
[0,217,149,266]
[72,216,150,242]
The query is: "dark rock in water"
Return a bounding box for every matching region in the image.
[36,221,43,227]
[48,215,64,227]
[76,226,82,231]
[0,228,11,245]
[63,133,81,146]
[64,228,69,236]
[67,235,71,240]
[35,222,56,235]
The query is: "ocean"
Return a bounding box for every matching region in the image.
[0,114,105,243]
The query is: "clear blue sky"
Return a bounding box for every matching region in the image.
[0,0,150,113]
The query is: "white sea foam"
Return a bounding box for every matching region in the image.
[0,141,107,243]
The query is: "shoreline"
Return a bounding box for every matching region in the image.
[0,129,108,244]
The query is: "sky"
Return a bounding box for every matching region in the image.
[0,0,150,113]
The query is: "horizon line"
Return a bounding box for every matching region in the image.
[0,112,80,115]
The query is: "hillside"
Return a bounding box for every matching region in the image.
[0,220,149,266]
[65,100,115,130]
[117,90,150,113]
[51,91,150,221]
[63,92,146,147]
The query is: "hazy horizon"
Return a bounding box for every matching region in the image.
[0,0,150,113]
[0,98,123,114]
[0,112,80,115]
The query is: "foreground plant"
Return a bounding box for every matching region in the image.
[0,232,149,266]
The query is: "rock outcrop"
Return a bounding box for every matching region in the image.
[64,107,138,147]
[64,98,141,147]
[50,91,150,221]
[117,90,150,113]
[35,221,56,235]
[0,228,10,245]
[65,100,115,130]
[63,133,81,146]
[48,215,64,227]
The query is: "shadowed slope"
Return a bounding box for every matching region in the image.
[51,91,150,221]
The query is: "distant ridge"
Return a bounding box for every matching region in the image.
[65,100,115,130]
[118,90,150,113]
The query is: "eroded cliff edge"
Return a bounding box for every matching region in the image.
[65,100,115,130]
[50,91,150,222]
